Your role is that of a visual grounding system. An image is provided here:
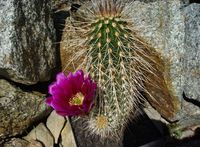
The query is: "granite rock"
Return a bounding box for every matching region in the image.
[61,118,77,147]
[23,123,54,147]
[0,0,56,85]
[127,0,200,138]
[0,79,50,142]
[46,110,65,144]
[182,4,200,102]
[130,0,199,100]
[126,0,200,119]
[3,138,43,147]
[3,138,29,147]
[27,140,43,147]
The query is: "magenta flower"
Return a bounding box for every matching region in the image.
[45,70,97,116]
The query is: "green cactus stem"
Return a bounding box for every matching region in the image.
[63,0,161,138]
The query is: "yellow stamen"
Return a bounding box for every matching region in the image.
[69,93,84,106]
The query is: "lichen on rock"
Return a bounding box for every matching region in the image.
[0,79,51,143]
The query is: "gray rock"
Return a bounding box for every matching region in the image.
[3,138,43,147]
[46,110,66,144]
[127,0,200,138]
[129,0,186,101]
[3,138,29,147]
[61,117,77,147]
[131,0,200,100]
[23,123,54,147]
[52,0,71,11]
[128,1,200,116]
[182,4,200,101]
[27,140,43,147]
[0,79,51,142]
[0,0,56,85]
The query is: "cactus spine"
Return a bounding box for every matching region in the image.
[64,0,157,138]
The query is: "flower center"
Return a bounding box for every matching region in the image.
[69,92,84,106]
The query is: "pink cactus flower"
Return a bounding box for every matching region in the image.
[46,70,97,116]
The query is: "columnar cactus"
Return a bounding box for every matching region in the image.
[63,0,159,138]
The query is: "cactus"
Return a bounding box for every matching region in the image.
[63,0,159,138]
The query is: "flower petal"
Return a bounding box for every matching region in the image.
[45,96,53,105]
[56,73,73,97]
[51,100,69,112]
[73,70,84,91]
[45,70,97,116]
[49,83,62,95]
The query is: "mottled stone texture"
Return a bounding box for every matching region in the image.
[0,79,51,143]
[182,4,200,101]
[0,0,56,85]
[129,0,186,102]
[3,138,29,147]
[126,0,200,119]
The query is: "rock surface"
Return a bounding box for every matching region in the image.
[182,3,200,101]
[0,0,56,85]
[3,138,29,147]
[3,138,43,147]
[27,140,43,147]
[123,0,200,138]
[127,0,200,137]
[61,118,77,147]
[128,0,200,104]
[23,123,54,147]
[22,117,77,147]
[46,110,65,144]
[0,79,50,142]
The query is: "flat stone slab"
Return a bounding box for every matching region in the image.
[61,118,77,147]
[24,123,54,147]
[46,110,65,144]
